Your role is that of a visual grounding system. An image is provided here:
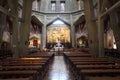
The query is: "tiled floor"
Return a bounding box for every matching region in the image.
[44,56,75,80]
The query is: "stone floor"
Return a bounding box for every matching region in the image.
[44,56,75,80]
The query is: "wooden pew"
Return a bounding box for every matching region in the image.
[64,54,93,57]
[69,59,115,72]
[63,51,120,80]
[69,57,113,60]
[73,61,115,65]
[70,59,111,62]
[0,62,45,79]
[22,53,54,58]
[63,52,120,79]
[1,59,49,78]
[0,66,42,71]
[0,78,31,80]
[70,61,116,79]
[5,57,49,62]
[75,64,120,79]
[2,62,45,66]
[0,52,55,80]
[76,64,120,69]
[80,69,120,80]
[89,76,120,80]
[21,53,54,63]
[105,49,120,58]
[0,70,38,80]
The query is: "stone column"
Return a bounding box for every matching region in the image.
[70,14,75,47]
[42,15,47,48]
[11,17,19,57]
[19,0,33,55]
[9,0,20,57]
[98,17,104,57]
[98,0,105,57]
[84,0,99,56]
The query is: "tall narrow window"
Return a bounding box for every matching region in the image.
[35,0,38,10]
[34,0,39,10]
[77,0,81,10]
[51,1,56,12]
[60,1,65,12]
[32,0,40,10]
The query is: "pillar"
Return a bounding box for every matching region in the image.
[98,0,105,57]
[8,0,20,57]
[84,0,99,56]
[70,14,75,47]
[19,0,33,55]
[42,15,47,48]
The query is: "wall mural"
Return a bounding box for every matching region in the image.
[47,24,70,43]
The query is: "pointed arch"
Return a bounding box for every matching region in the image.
[46,17,71,27]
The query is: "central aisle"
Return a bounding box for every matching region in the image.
[44,56,75,80]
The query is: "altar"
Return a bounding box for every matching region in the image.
[54,41,64,52]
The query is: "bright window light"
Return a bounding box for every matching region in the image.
[53,20,64,24]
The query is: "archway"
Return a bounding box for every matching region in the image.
[29,15,42,49]
[29,36,41,48]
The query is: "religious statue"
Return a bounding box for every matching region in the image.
[54,40,64,52]
[56,40,61,47]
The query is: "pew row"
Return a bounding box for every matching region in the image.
[63,52,120,80]
[0,52,55,80]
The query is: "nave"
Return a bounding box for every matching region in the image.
[1,0,120,80]
[1,49,120,80]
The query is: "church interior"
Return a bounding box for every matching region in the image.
[0,0,120,80]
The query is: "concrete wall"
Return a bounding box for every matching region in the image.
[32,0,84,13]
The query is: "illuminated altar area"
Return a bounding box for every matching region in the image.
[46,20,71,48]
